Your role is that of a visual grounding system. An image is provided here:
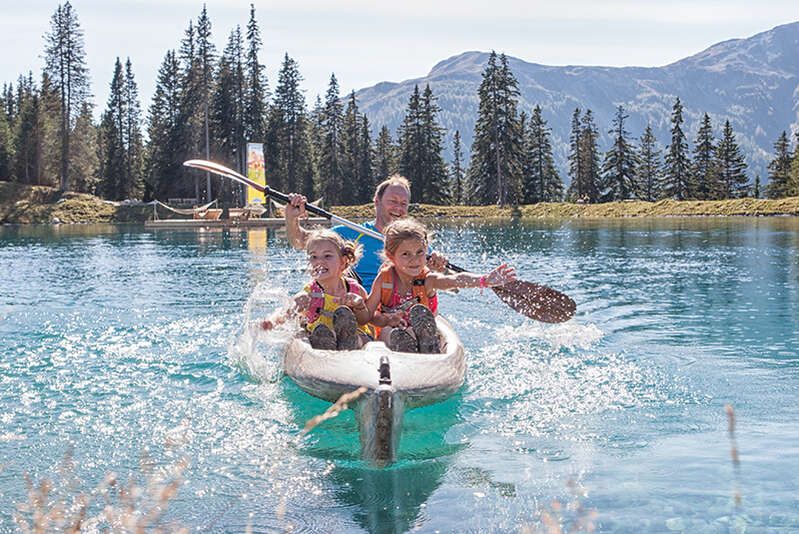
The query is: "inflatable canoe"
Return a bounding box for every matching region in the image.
[284,316,465,464]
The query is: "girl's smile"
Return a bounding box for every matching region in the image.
[389,238,427,280]
[307,240,346,288]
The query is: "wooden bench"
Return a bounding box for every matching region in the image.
[194,209,222,220]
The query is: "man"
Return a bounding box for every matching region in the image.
[284,174,447,291]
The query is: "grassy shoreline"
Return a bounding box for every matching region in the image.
[3,181,799,224]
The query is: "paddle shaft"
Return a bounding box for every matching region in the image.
[184,159,382,239]
[183,159,576,322]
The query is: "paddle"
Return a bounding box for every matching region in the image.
[183,159,576,323]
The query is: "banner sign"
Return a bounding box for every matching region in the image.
[246,143,266,205]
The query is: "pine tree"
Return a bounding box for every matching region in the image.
[174,10,217,201]
[466,52,524,206]
[244,4,268,144]
[2,83,14,122]
[765,131,792,199]
[398,85,449,204]
[12,75,46,185]
[634,124,662,201]
[145,50,183,200]
[97,58,143,199]
[450,130,465,204]
[398,85,423,199]
[308,94,324,190]
[44,1,91,191]
[316,74,345,204]
[177,20,203,200]
[195,6,216,200]
[266,53,313,197]
[69,102,98,193]
[341,91,362,203]
[0,94,12,180]
[692,113,717,200]
[9,74,59,187]
[789,131,799,197]
[577,109,601,202]
[357,115,374,203]
[211,26,246,207]
[98,58,126,199]
[566,108,583,201]
[373,125,397,184]
[418,85,449,204]
[122,59,144,199]
[1,84,15,173]
[39,73,63,186]
[524,105,562,202]
[754,174,760,198]
[600,105,638,201]
[663,97,692,200]
[715,120,749,198]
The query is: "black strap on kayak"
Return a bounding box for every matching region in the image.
[378,355,391,386]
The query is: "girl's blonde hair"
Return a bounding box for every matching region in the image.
[305,228,363,267]
[381,218,430,261]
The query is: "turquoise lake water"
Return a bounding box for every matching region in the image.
[1,218,798,532]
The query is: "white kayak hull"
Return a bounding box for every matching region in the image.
[283,316,465,465]
[283,316,465,409]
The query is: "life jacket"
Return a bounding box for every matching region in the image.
[376,264,438,317]
[304,277,374,338]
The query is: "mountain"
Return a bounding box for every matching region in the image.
[355,21,799,183]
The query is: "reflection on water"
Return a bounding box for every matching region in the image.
[1,218,798,532]
[330,460,449,534]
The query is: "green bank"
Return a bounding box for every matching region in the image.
[2,182,799,224]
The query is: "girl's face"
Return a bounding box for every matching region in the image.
[307,239,345,285]
[388,238,426,279]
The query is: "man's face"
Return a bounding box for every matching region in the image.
[375,185,410,228]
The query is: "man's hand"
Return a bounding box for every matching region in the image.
[427,250,448,272]
[285,193,310,249]
[285,193,308,221]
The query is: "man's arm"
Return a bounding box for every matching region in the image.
[285,193,310,250]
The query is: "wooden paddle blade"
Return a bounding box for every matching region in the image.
[183,159,265,192]
[491,279,576,323]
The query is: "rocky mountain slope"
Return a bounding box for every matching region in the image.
[356,21,799,182]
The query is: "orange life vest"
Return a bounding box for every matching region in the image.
[375,264,438,316]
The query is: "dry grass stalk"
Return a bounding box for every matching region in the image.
[14,425,192,533]
[300,386,368,436]
[725,404,743,509]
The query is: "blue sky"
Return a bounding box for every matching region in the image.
[2,0,799,118]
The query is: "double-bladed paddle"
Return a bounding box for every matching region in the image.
[183,159,576,323]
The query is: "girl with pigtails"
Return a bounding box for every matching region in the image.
[261,228,374,350]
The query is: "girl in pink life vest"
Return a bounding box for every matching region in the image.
[364,219,517,353]
[261,229,373,350]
